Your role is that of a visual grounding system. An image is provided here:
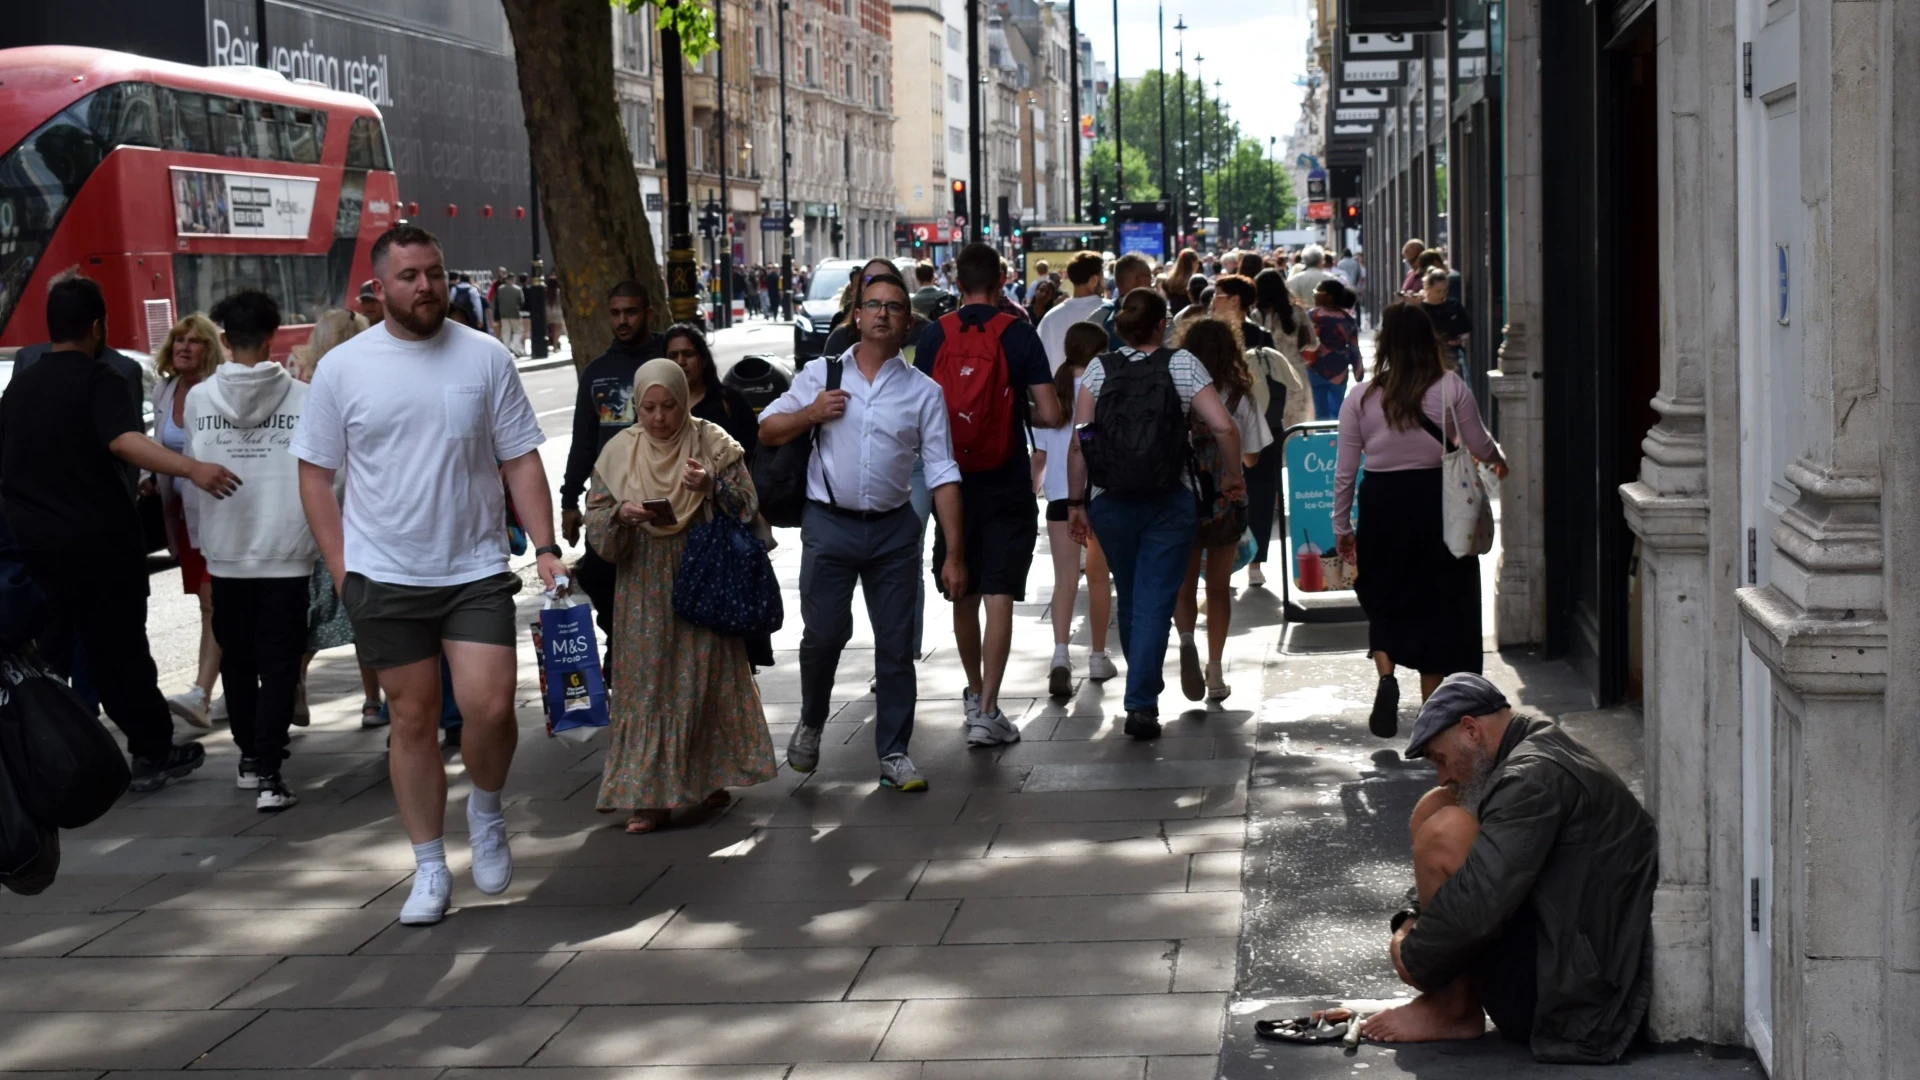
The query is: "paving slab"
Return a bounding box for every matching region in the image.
[117,1071,437,1080]
[644,899,959,950]
[0,956,277,1011]
[722,824,997,863]
[216,953,576,1009]
[504,827,759,867]
[0,913,139,957]
[73,909,395,957]
[1146,1056,1218,1079]
[0,874,155,914]
[530,947,869,1004]
[942,893,1241,944]
[985,820,1245,859]
[102,870,409,910]
[56,836,274,875]
[1172,938,1239,994]
[876,993,1227,1060]
[0,1010,260,1070]
[362,864,670,910]
[634,859,928,906]
[195,1007,578,1068]
[353,905,674,954]
[911,851,1192,898]
[956,789,1211,824]
[920,1060,1146,1080]
[224,832,472,872]
[1022,760,1249,793]
[447,1069,786,1080]
[849,941,1174,999]
[528,1003,900,1066]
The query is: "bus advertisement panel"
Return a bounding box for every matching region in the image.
[171,168,319,238]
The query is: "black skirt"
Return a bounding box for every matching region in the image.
[1353,467,1483,677]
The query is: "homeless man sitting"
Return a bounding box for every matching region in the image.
[1361,672,1658,1063]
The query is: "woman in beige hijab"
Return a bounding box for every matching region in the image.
[585,358,777,834]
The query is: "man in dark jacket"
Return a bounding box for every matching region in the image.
[1362,673,1656,1062]
[560,281,663,632]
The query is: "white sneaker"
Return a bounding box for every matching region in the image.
[254,774,297,812]
[467,810,513,896]
[1247,564,1267,588]
[878,753,928,792]
[962,688,982,730]
[209,695,229,722]
[1087,651,1120,681]
[1048,654,1073,698]
[400,863,452,925]
[165,686,212,729]
[235,757,260,790]
[966,708,1022,747]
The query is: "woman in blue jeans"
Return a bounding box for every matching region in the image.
[1308,279,1363,419]
[1065,289,1246,741]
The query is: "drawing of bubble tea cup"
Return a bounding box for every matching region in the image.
[1295,532,1326,592]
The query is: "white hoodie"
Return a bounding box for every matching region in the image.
[183,361,318,579]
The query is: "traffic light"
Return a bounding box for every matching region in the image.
[830,218,845,249]
[1012,222,1024,240]
[1342,203,1362,230]
[951,179,967,219]
[997,195,1012,243]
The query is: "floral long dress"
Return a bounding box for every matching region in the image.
[584,461,777,811]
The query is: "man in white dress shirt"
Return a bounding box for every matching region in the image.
[760,273,966,792]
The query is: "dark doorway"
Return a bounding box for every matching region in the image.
[1540,2,1659,704]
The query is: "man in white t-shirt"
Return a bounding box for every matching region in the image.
[1034,250,1112,373]
[292,224,564,927]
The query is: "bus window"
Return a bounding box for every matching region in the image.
[0,95,111,337]
[157,88,213,155]
[345,117,391,171]
[284,109,325,165]
[174,253,341,327]
[94,82,159,149]
[209,96,248,158]
[247,101,284,162]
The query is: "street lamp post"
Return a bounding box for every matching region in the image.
[1192,53,1203,220]
[660,22,698,324]
[1174,17,1186,241]
[1110,0,1122,199]
[1268,135,1277,242]
[967,0,983,241]
[1214,78,1224,237]
[1157,5,1168,200]
[777,0,793,318]
[716,0,732,329]
[1068,0,1081,221]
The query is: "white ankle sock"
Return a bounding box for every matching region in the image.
[412,837,447,868]
[1179,631,1196,646]
[467,786,503,819]
[1051,644,1070,666]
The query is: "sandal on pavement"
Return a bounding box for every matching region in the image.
[625,810,671,835]
[1255,1010,1354,1044]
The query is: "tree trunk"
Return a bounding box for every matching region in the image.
[502,0,663,368]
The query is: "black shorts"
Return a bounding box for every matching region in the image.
[342,571,522,669]
[1468,904,1539,1043]
[932,476,1039,600]
[1045,498,1070,522]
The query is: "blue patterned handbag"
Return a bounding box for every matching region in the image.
[672,508,784,638]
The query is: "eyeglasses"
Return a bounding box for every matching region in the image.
[860,300,908,316]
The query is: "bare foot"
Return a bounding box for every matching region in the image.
[703,789,732,809]
[624,809,670,835]
[1360,994,1488,1043]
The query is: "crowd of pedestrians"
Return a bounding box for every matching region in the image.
[0,225,1501,911]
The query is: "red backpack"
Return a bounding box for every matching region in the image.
[931,311,1018,472]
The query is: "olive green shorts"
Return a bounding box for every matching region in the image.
[341,571,521,669]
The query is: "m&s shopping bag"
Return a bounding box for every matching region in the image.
[538,584,608,743]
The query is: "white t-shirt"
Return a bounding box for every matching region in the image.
[1033,374,1084,501]
[290,321,545,586]
[1035,294,1111,373]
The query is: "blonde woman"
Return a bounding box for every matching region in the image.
[152,314,226,729]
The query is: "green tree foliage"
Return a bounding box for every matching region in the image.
[1100,69,1293,228]
[1086,140,1161,205]
[615,0,716,58]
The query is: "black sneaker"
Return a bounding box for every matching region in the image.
[255,773,298,812]
[236,757,260,790]
[1370,675,1401,739]
[129,742,207,793]
[1123,710,1162,741]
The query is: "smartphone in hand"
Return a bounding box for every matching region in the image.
[640,498,676,527]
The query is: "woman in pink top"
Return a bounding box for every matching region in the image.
[1332,303,1508,739]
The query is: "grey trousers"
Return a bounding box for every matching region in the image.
[798,501,921,760]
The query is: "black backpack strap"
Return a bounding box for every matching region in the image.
[1416,410,1455,450]
[812,358,844,508]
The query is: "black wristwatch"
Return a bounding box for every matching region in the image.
[534,544,563,559]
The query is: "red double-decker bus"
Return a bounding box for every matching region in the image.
[0,45,400,360]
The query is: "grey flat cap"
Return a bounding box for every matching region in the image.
[1405,673,1511,759]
